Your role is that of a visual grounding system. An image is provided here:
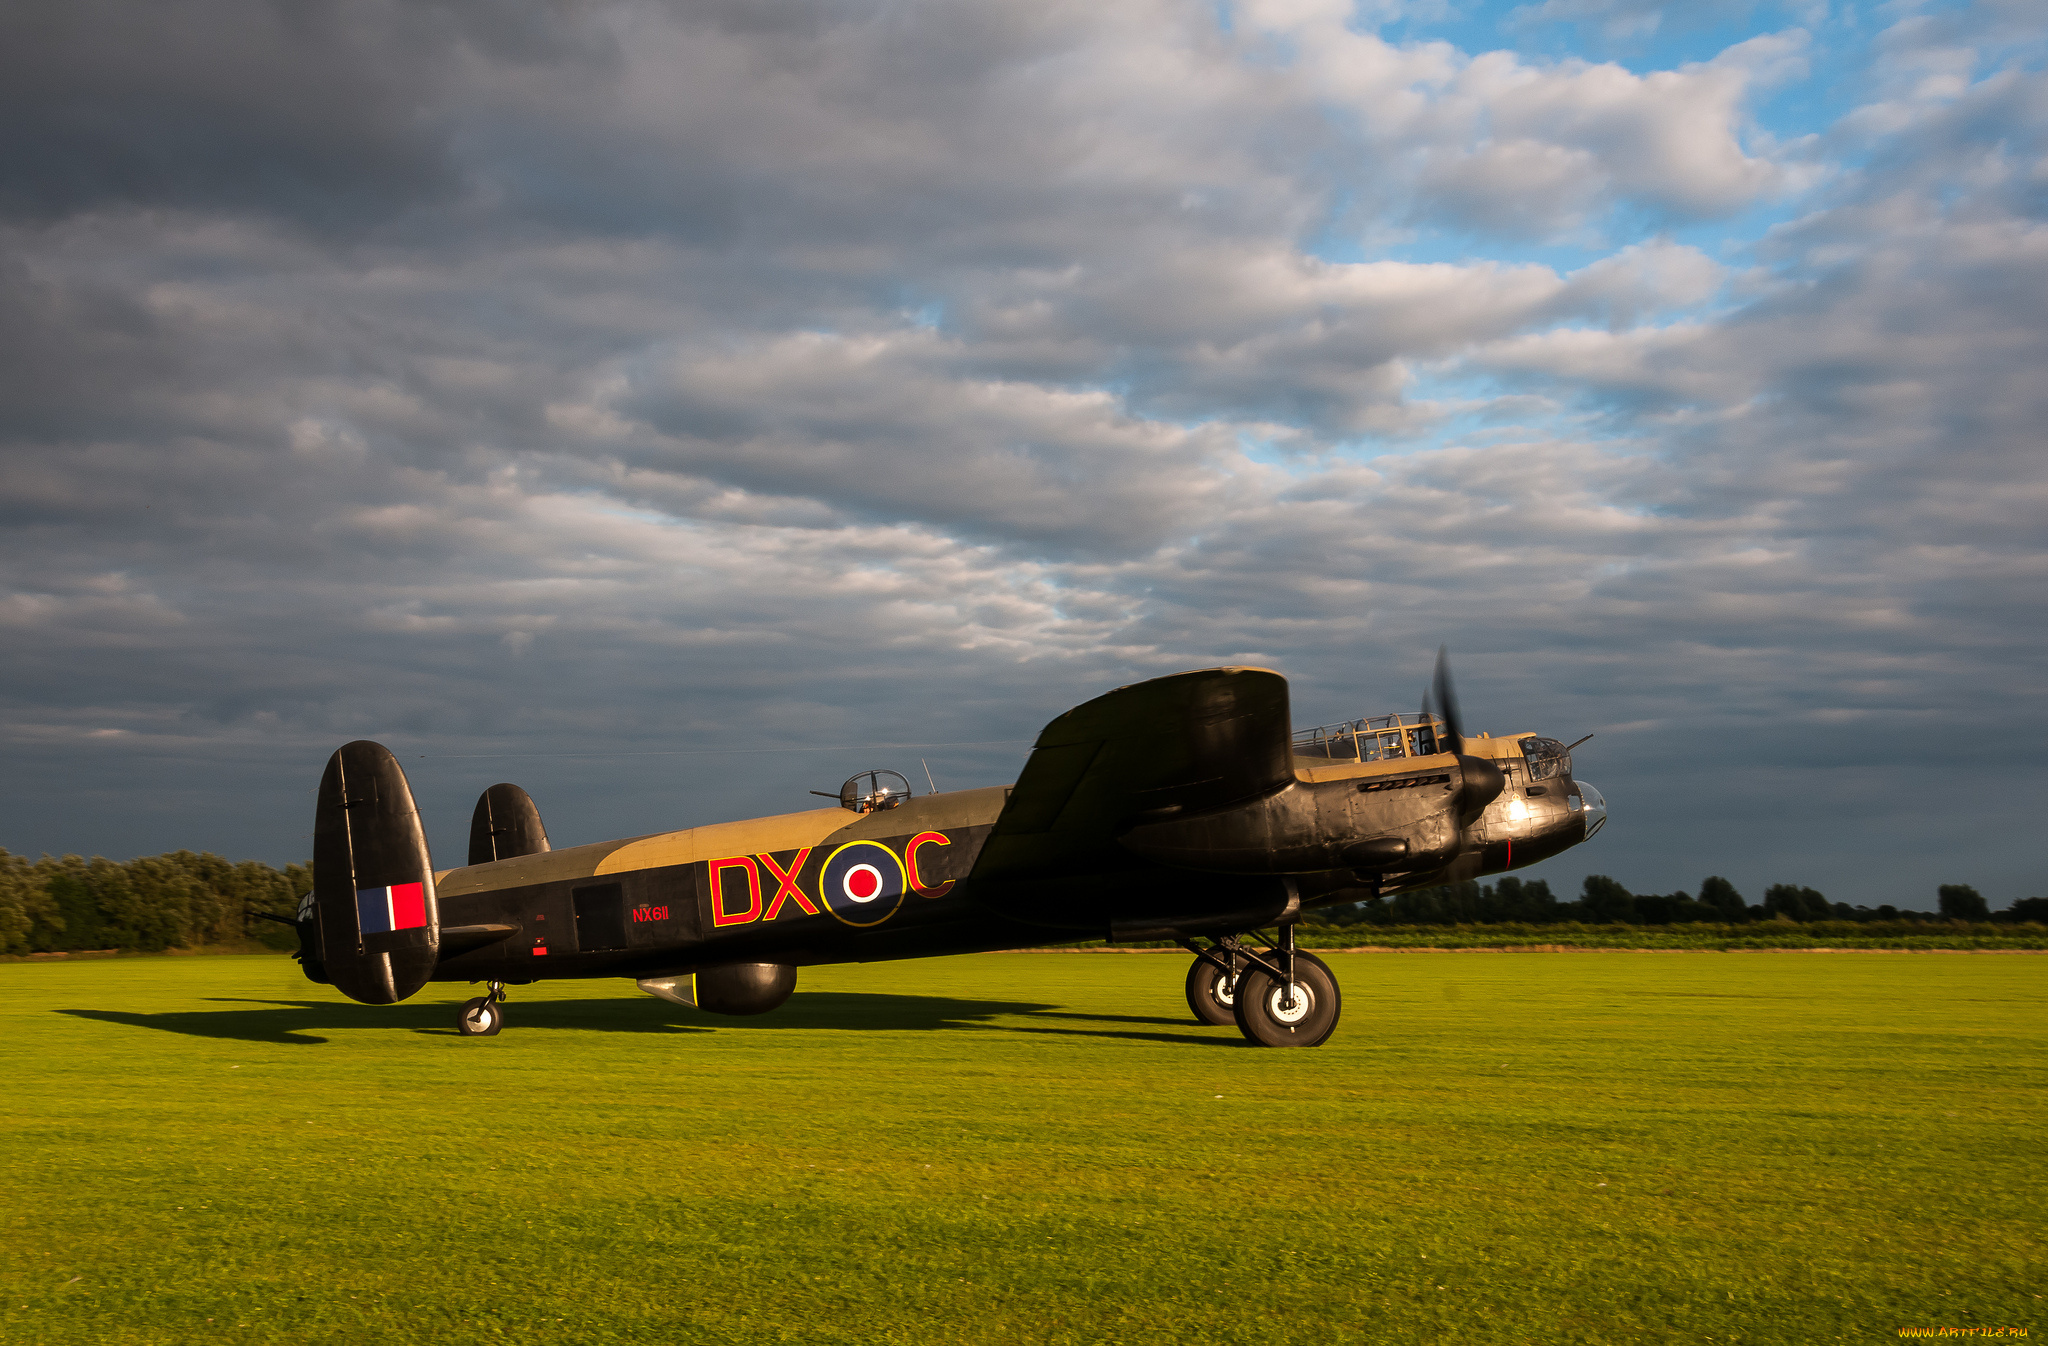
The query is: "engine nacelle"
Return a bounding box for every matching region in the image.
[638,963,798,1016]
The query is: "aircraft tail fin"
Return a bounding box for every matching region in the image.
[311,740,440,1005]
[468,783,550,866]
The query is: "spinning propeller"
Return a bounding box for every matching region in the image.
[1421,646,1505,843]
[1422,644,1465,757]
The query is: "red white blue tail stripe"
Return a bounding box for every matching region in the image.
[356,881,427,934]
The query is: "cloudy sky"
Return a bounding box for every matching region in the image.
[3,0,2043,909]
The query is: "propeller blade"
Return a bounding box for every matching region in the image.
[1424,646,1502,849]
[1431,645,1464,757]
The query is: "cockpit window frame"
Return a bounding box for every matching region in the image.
[1519,736,1571,783]
[1292,712,1444,764]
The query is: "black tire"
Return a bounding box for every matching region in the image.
[1232,950,1340,1048]
[1185,955,1238,1026]
[457,996,504,1037]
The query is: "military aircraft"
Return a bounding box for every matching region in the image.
[285,652,1604,1048]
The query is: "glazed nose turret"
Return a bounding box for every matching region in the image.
[1574,781,1607,839]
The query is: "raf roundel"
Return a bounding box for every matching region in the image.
[819,840,907,927]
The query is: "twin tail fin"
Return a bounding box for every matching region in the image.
[312,741,440,1005]
[468,783,550,865]
[307,754,554,1004]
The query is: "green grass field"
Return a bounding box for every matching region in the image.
[1133,921,2048,952]
[2,952,2041,1345]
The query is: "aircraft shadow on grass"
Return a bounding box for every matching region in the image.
[53,992,1232,1048]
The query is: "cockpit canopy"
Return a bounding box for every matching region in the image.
[1293,718,1576,781]
[1292,712,1441,764]
[1520,736,1572,782]
[830,769,913,813]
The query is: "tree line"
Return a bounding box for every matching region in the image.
[1317,876,2048,927]
[0,849,306,956]
[2,847,2042,955]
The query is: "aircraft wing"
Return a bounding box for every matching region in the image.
[969,666,1292,888]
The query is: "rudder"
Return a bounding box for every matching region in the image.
[468,783,550,866]
[313,740,440,1005]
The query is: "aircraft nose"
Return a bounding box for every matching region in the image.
[1572,781,1607,839]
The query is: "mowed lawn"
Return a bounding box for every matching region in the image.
[1,951,2041,1345]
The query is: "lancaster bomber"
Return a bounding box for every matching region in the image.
[285,653,1605,1048]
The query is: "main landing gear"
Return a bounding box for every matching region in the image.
[1184,946,1240,1026]
[1179,925,1342,1048]
[457,981,508,1037]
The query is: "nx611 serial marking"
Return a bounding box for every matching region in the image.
[276,652,1605,1047]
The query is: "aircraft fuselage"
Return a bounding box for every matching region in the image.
[427,731,1595,986]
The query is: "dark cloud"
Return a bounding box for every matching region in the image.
[1,1,471,223]
[1,1,2043,911]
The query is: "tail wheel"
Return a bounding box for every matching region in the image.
[1185,956,1238,1026]
[1233,950,1340,1048]
[457,996,503,1037]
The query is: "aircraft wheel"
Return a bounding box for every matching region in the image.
[1185,956,1238,1026]
[1233,951,1340,1048]
[457,996,504,1037]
